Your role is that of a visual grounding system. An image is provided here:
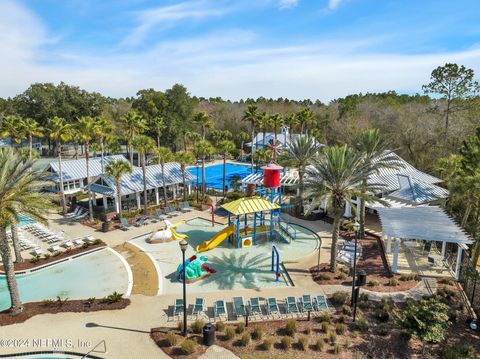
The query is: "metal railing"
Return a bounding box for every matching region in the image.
[458,257,480,318]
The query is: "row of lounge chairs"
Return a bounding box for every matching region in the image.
[64,207,89,221]
[24,223,65,244]
[337,240,363,265]
[120,202,194,230]
[172,295,329,321]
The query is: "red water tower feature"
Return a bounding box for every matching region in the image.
[262,163,283,188]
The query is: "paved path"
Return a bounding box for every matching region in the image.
[199,345,240,359]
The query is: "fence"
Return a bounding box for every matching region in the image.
[458,256,480,318]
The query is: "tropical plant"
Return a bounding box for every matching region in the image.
[0,115,23,144]
[210,129,232,147]
[153,147,174,205]
[194,140,214,195]
[121,110,147,165]
[284,113,298,144]
[175,151,195,201]
[193,111,213,140]
[149,116,166,148]
[133,135,155,213]
[236,131,250,158]
[20,118,44,159]
[77,116,100,221]
[48,117,73,214]
[0,148,54,315]
[268,113,284,160]
[257,111,270,148]
[304,145,385,270]
[184,130,201,150]
[218,140,236,196]
[242,104,261,171]
[94,116,113,174]
[104,159,133,217]
[253,148,269,168]
[297,108,316,135]
[353,129,400,238]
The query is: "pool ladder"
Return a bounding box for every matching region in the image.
[81,339,107,358]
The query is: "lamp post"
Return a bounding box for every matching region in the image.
[350,219,360,311]
[196,163,199,203]
[179,239,188,337]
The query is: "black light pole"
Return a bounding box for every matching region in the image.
[196,164,199,203]
[350,219,360,309]
[180,239,188,336]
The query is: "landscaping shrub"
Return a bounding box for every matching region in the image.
[225,326,235,340]
[304,327,311,335]
[335,273,347,280]
[190,319,206,334]
[339,266,350,274]
[374,308,390,322]
[180,339,196,355]
[318,312,331,323]
[330,291,348,306]
[314,338,324,351]
[165,332,177,347]
[280,336,292,350]
[104,291,123,303]
[297,336,308,351]
[387,278,399,286]
[328,330,337,344]
[317,273,330,281]
[215,321,225,332]
[399,330,412,342]
[236,322,245,334]
[367,280,379,287]
[177,321,184,332]
[399,273,417,281]
[260,338,272,350]
[251,326,263,340]
[439,277,454,285]
[42,299,55,306]
[438,287,456,301]
[85,297,96,306]
[337,314,347,323]
[93,239,102,245]
[240,332,250,346]
[320,321,330,333]
[448,309,457,323]
[380,297,394,311]
[353,319,369,332]
[377,323,390,336]
[285,319,297,336]
[333,343,343,354]
[82,243,89,249]
[30,255,40,263]
[342,305,352,315]
[52,251,61,257]
[336,323,347,335]
[442,344,475,359]
[43,253,51,259]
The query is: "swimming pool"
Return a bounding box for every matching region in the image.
[187,163,254,190]
[130,217,319,294]
[18,213,35,227]
[0,249,131,311]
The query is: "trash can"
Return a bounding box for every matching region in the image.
[356,270,367,286]
[203,323,215,346]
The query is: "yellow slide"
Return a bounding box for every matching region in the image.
[171,228,188,240]
[196,225,235,253]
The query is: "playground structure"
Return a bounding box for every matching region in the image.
[196,163,298,252]
[148,220,188,243]
[271,245,281,282]
[177,254,216,283]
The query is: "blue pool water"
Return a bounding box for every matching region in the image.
[188,163,254,190]
[0,249,129,311]
[18,213,35,227]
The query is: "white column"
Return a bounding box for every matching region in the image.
[455,246,463,279]
[441,241,447,257]
[136,192,141,209]
[386,235,392,253]
[343,201,351,217]
[114,197,119,213]
[392,238,400,273]
[155,187,160,205]
[356,200,361,219]
[188,184,192,195]
[102,196,108,209]
[92,192,97,205]
[172,185,177,199]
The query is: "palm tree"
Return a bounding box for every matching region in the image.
[354,129,400,238]
[121,110,147,165]
[48,117,72,214]
[253,148,269,169]
[153,147,174,205]
[150,116,166,148]
[77,116,100,222]
[269,113,284,160]
[237,131,250,159]
[104,159,133,217]
[194,140,215,195]
[20,118,44,159]
[95,116,113,174]
[257,112,270,149]
[304,145,384,271]
[185,130,201,150]
[211,129,232,147]
[284,113,298,144]
[286,136,320,207]
[193,112,213,140]
[133,135,155,213]
[0,115,23,144]
[242,104,261,171]
[175,151,195,201]
[218,140,236,197]
[297,108,316,135]
[0,148,54,314]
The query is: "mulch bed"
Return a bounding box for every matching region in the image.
[150,329,207,359]
[310,232,420,292]
[0,242,106,272]
[0,298,130,326]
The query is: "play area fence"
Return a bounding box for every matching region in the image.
[458,257,480,318]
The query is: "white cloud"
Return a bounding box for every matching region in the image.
[328,0,343,10]
[278,0,300,10]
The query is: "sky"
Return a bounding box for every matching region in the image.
[1,0,480,101]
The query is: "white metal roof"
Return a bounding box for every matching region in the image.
[241,172,299,186]
[91,162,195,196]
[377,206,472,247]
[47,155,128,182]
[388,175,449,204]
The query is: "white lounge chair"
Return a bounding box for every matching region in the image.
[61,240,73,248]
[48,245,61,253]
[65,207,81,218]
[31,247,43,256]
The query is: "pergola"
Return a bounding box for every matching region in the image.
[377,206,472,279]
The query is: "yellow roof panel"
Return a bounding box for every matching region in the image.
[221,196,280,215]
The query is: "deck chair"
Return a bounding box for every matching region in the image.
[120,217,132,231]
[214,300,227,320]
[155,208,167,220]
[248,297,262,318]
[173,299,184,318]
[170,205,179,216]
[284,296,300,317]
[65,207,81,218]
[192,298,205,317]
[181,202,193,212]
[265,298,280,318]
[134,217,144,227]
[300,295,315,313]
[314,295,329,311]
[233,296,246,318]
